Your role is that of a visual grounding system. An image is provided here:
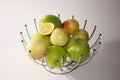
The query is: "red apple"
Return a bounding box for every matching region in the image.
[62,16,79,35]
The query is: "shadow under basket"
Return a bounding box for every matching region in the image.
[20,17,102,75]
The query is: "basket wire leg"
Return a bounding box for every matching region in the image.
[88,25,97,41]
[20,32,27,45]
[34,19,39,33]
[60,56,64,71]
[25,24,31,39]
[90,33,102,49]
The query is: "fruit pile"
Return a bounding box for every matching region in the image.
[26,14,90,68]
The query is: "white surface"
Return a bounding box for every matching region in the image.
[0,0,120,80]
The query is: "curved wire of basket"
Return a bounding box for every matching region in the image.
[20,16,102,75]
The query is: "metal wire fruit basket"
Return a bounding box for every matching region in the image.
[20,15,102,75]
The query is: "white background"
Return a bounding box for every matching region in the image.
[0,0,120,80]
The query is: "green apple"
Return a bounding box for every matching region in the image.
[39,14,62,29]
[73,29,89,41]
[62,17,79,35]
[26,34,48,59]
[46,46,67,68]
[67,38,90,62]
[50,28,69,46]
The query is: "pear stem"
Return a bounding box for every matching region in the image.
[34,19,38,33]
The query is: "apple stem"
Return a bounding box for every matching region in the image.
[88,25,97,41]
[83,20,87,30]
[72,15,74,19]
[90,33,102,49]
[20,32,27,45]
[34,19,38,33]
[58,14,60,18]
[25,24,31,39]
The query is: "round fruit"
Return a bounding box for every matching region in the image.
[32,33,52,46]
[26,34,48,59]
[39,23,54,35]
[46,46,67,68]
[73,29,89,41]
[50,28,69,46]
[39,14,62,28]
[67,38,90,62]
[62,18,79,35]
